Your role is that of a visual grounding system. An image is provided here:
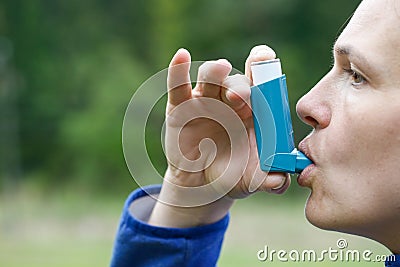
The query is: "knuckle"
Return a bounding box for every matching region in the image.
[225,74,250,87]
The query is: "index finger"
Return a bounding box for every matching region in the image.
[167,48,192,107]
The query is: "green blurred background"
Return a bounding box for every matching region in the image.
[0,0,390,266]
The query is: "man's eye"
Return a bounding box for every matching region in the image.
[351,71,365,85]
[344,69,366,86]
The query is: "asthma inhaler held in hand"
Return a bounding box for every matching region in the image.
[250,59,312,173]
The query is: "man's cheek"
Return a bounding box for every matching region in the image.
[320,126,354,165]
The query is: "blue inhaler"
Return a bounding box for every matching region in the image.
[250,59,312,173]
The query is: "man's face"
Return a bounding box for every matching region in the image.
[296,0,400,251]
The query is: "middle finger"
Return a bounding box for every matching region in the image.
[194,59,232,99]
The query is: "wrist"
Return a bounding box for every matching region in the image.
[148,190,234,228]
[147,166,235,228]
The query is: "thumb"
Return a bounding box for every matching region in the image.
[245,45,276,84]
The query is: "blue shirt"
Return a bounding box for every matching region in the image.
[110,185,400,267]
[110,185,228,267]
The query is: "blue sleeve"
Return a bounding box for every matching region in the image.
[386,255,400,266]
[110,185,229,267]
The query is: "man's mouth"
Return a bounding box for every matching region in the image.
[297,137,317,187]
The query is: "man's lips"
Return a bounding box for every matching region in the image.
[297,137,316,187]
[297,163,316,187]
[298,137,314,163]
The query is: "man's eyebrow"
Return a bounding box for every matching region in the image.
[333,44,374,71]
[334,45,351,56]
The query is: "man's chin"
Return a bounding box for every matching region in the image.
[304,195,338,231]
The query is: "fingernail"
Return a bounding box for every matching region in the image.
[254,49,273,58]
[248,174,267,193]
[216,58,231,67]
[268,174,286,189]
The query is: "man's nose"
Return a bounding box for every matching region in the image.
[296,76,332,130]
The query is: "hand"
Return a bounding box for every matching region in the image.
[148,45,290,228]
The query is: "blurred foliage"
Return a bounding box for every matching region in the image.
[0,0,360,196]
